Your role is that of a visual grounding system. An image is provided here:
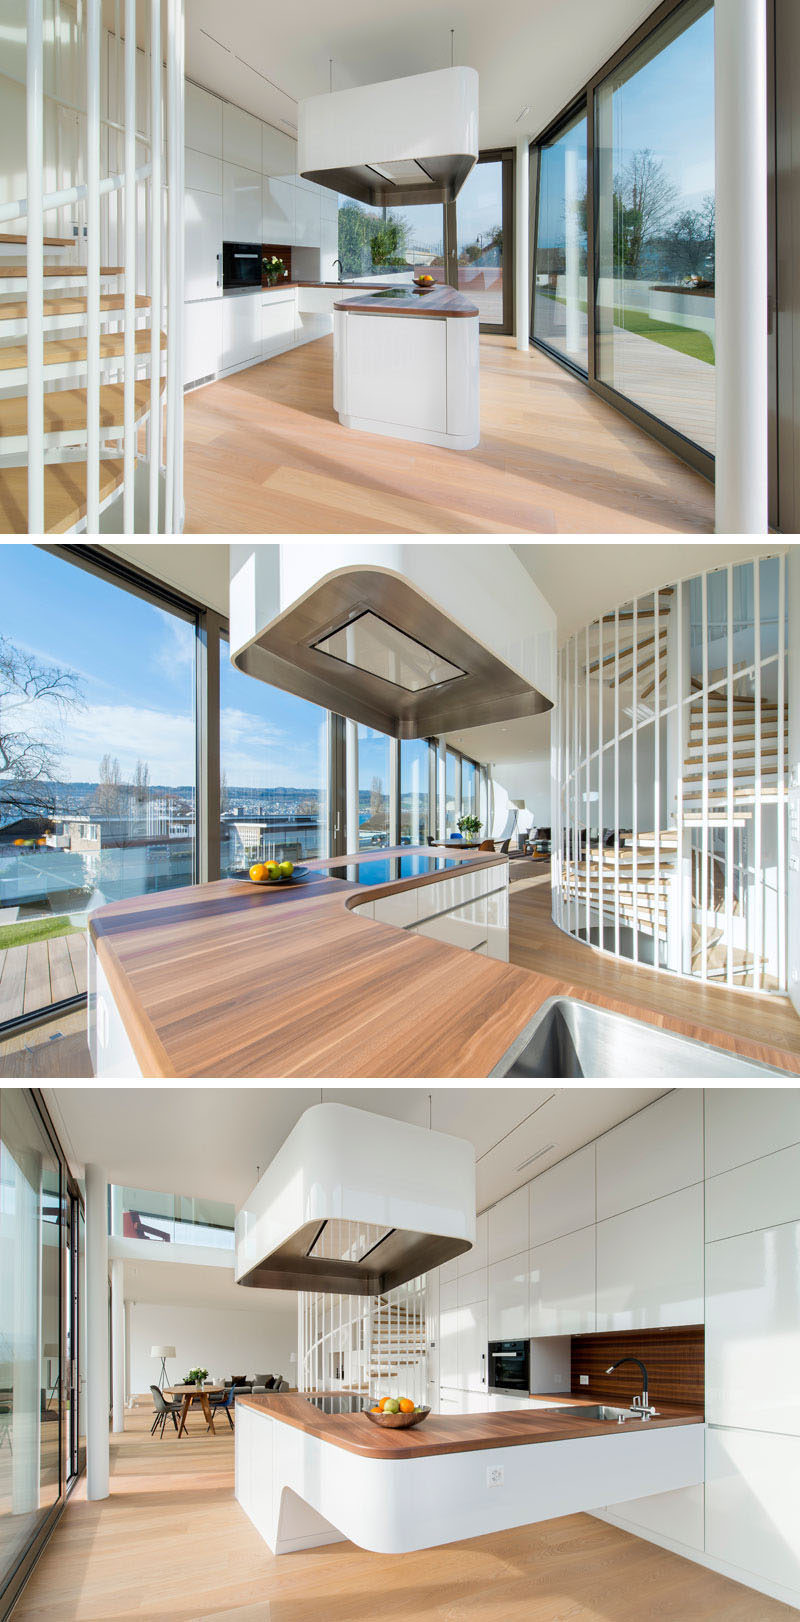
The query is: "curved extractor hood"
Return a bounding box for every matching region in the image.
[228,544,556,739]
[298,67,478,207]
[235,1103,475,1296]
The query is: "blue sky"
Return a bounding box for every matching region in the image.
[1,544,326,789]
[538,6,714,249]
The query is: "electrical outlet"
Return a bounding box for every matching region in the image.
[579,1375,589,1386]
[486,1465,504,1489]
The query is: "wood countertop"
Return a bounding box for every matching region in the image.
[236,1391,704,1461]
[88,845,800,1079]
[333,286,479,318]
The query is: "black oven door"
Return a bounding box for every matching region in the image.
[222,242,262,290]
[488,1339,530,1393]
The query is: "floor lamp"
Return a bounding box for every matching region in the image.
[152,1345,175,1390]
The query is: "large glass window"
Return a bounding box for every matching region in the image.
[533,108,588,370]
[445,750,459,833]
[595,1,715,452]
[400,740,430,845]
[462,759,478,824]
[219,642,328,873]
[0,547,196,1022]
[455,156,510,329]
[0,1090,63,1603]
[338,198,445,285]
[357,727,391,847]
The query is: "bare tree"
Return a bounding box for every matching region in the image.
[93,754,125,816]
[615,149,679,276]
[221,767,230,815]
[0,636,83,822]
[133,758,151,804]
[370,775,385,818]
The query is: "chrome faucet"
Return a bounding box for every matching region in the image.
[606,1357,657,1420]
[332,258,344,281]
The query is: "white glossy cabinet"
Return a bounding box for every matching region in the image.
[184,188,222,303]
[184,298,222,386]
[295,182,321,246]
[706,1142,800,1242]
[438,1254,459,1286]
[263,176,296,245]
[262,292,296,359]
[458,1296,488,1393]
[185,81,222,158]
[488,1251,530,1340]
[704,1088,800,1178]
[706,1221,800,1435]
[262,121,297,179]
[596,1089,703,1220]
[438,1278,459,1388]
[342,312,448,435]
[605,1485,705,1553]
[596,1183,703,1330]
[458,1211,487,1277]
[223,102,261,171]
[222,162,262,242]
[221,293,261,373]
[530,1144,595,1246]
[531,1225,595,1336]
[706,1428,800,1596]
[185,147,221,195]
[488,1186,529,1264]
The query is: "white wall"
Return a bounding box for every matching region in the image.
[130,1299,297,1393]
[491,756,551,836]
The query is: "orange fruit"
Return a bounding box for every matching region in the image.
[398,1399,414,1413]
[249,863,267,881]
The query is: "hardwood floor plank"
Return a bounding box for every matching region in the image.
[47,932,79,1003]
[21,938,51,1015]
[67,928,88,993]
[0,942,28,1021]
[183,336,714,535]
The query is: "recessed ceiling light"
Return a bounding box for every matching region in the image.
[516,1143,555,1172]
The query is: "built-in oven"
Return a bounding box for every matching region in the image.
[222,241,262,291]
[488,1338,530,1395]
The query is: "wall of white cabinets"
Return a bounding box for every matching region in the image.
[429,1087,800,1613]
[350,864,509,962]
[183,79,340,389]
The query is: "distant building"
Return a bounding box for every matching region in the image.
[45,819,101,854]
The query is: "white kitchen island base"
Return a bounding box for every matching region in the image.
[333,286,480,451]
[235,1399,704,1558]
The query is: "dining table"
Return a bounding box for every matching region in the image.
[165,1382,225,1436]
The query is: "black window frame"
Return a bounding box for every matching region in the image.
[448,148,516,335]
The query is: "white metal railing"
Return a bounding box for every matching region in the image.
[18,0,183,533]
[551,553,790,994]
[298,1278,428,1406]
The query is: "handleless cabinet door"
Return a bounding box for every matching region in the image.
[531,1225,595,1336]
[263,176,296,246]
[221,293,260,372]
[488,1186,529,1264]
[458,1211,487,1277]
[222,163,262,243]
[223,102,261,170]
[185,82,221,158]
[439,1279,459,1389]
[262,122,298,180]
[458,1296,488,1393]
[596,1089,702,1221]
[704,1088,800,1178]
[596,1183,703,1330]
[706,1220,800,1435]
[488,1251,531,1340]
[294,183,321,247]
[531,1144,595,1247]
[184,188,222,302]
[184,297,221,385]
[706,1428,800,1597]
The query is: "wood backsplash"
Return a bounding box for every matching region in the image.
[262,243,292,284]
[571,1325,704,1406]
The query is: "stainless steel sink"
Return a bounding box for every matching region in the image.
[543,1404,643,1423]
[489,996,791,1079]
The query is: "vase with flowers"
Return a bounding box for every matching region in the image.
[184,1365,208,1386]
[263,253,287,287]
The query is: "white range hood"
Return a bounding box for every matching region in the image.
[235,1103,476,1296]
[298,67,479,207]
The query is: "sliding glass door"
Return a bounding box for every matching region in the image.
[532,109,588,371]
[453,151,514,331]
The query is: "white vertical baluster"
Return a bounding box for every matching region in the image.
[614,608,620,958]
[122,0,135,531]
[753,558,762,991]
[777,552,787,992]
[26,0,44,533]
[584,622,590,944]
[632,597,639,963]
[572,635,578,938]
[726,565,734,987]
[675,580,685,976]
[701,572,709,982]
[148,0,162,530]
[654,597,661,966]
[598,612,604,949]
[165,0,178,530]
[86,0,100,532]
[175,0,184,530]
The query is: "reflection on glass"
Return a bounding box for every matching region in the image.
[338,197,445,284]
[445,751,459,833]
[220,641,328,872]
[595,1,715,451]
[357,727,390,847]
[110,1186,235,1249]
[400,741,430,845]
[462,760,478,825]
[456,160,505,326]
[0,1091,62,1593]
[532,109,588,370]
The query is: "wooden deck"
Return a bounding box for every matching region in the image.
[0,930,87,1022]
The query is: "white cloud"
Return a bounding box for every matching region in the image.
[60,702,196,784]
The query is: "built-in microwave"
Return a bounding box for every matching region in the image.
[222,241,262,291]
[488,1338,530,1394]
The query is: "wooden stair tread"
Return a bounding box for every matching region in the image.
[0,293,151,319]
[0,232,75,247]
[0,379,164,437]
[0,264,124,278]
[0,458,127,534]
[0,329,165,369]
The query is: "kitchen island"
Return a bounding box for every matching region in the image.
[234,1390,704,1557]
[333,285,480,449]
[86,845,800,1078]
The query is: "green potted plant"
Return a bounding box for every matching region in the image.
[457,815,482,843]
[185,1365,208,1386]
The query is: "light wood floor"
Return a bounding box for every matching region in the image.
[508,862,800,1057]
[183,335,715,535]
[11,1407,795,1622]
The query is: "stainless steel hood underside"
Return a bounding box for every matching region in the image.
[230,569,552,740]
[301,154,476,209]
[236,1216,472,1297]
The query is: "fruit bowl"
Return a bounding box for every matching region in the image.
[412,276,436,291]
[364,1405,430,1429]
[248,865,309,886]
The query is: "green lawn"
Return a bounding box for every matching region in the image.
[0,915,86,949]
[541,290,715,365]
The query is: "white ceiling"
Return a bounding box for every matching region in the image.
[184,0,657,150]
[118,1254,298,1316]
[45,1086,667,1214]
[442,711,550,768]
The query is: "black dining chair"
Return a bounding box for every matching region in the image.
[150,1383,182,1438]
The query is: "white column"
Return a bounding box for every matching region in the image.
[85,1164,109,1501]
[515,135,530,351]
[111,1258,125,1433]
[788,549,800,1019]
[714,0,769,533]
